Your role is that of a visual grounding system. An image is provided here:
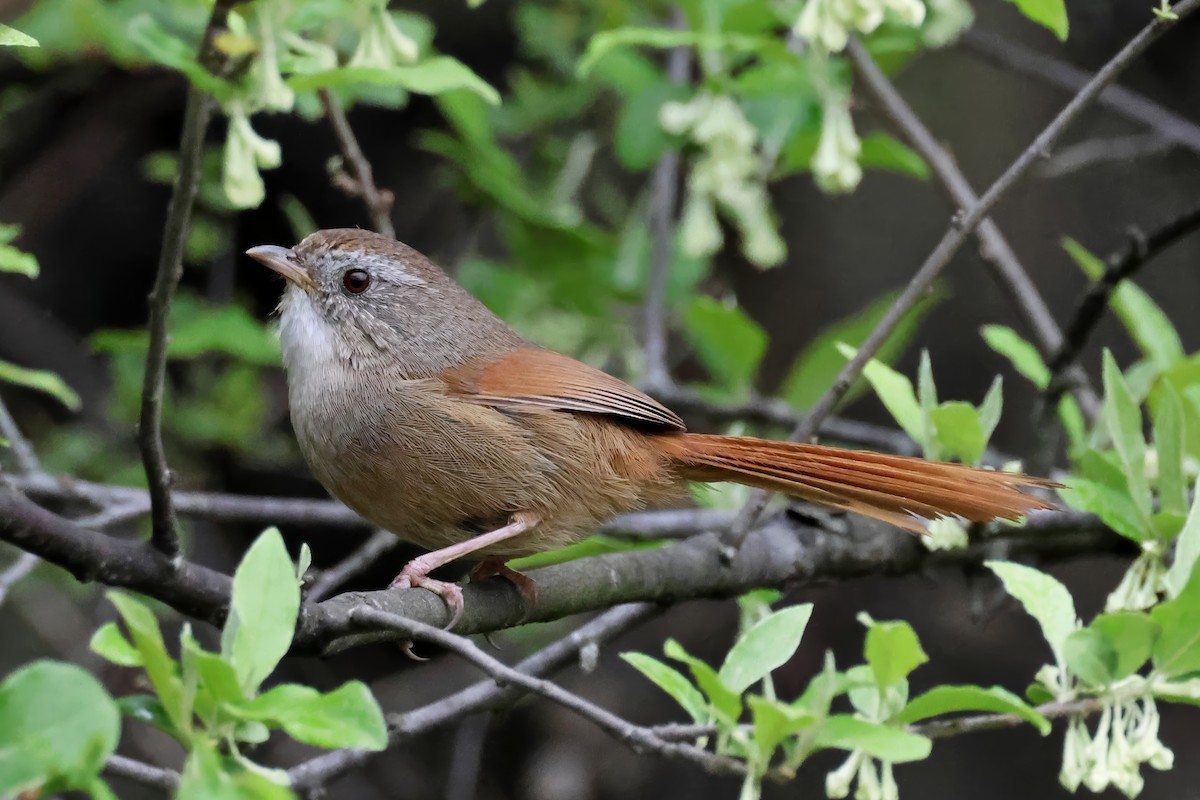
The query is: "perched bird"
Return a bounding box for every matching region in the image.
[248,229,1055,623]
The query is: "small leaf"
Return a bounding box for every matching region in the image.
[862,617,928,687]
[0,360,81,411]
[1153,384,1188,518]
[981,325,1049,388]
[748,695,814,760]
[930,402,986,465]
[622,653,708,723]
[107,592,186,733]
[220,528,300,694]
[1058,477,1149,543]
[859,132,929,179]
[1064,628,1115,686]
[0,661,120,796]
[287,58,500,105]
[682,296,767,391]
[1005,0,1068,39]
[978,376,1004,444]
[1165,485,1200,599]
[987,561,1078,666]
[180,627,246,710]
[836,344,922,442]
[1150,564,1200,678]
[815,715,932,762]
[917,351,939,459]
[1091,612,1159,680]
[89,623,143,668]
[1102,350,1152,525]
[664,639,741,724]
[898,685,1050,734]
[718,604,813,693]
[231,682,387,750]
[0,24,38,47]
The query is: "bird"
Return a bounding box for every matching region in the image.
[247,228,1056,624]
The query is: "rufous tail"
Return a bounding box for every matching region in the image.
[661,434,1057,533]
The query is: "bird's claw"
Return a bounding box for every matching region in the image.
[389,567,465,629]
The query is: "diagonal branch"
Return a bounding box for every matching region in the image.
[844,38,1100,417]
[725,1,1199,546]
[0,393,40,474]
[319,89,395,237]
[138,0,243,561]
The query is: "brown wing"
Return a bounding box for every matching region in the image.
[442,347,687,432]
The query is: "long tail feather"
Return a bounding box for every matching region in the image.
[661,434,1057,533]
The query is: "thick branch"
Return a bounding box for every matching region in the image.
[726,1,1198,544]
[138,0,241,560]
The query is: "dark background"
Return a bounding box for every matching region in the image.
[1,0,1198,797]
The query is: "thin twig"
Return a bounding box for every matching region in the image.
[306,528,400,602]
[138,1,241,561]
[0,551,39,607]
[1046,201,1200,404]
[0,393,40,474]
[643,7,689,392]
[104,754,181,791]
[845,38,1100,419]
[912,698,1104,739]
[724,2,1198,548]
[319,89,395,237]
[1040,133,1174,177]
[961,28,1200,156]
[351,607,746,777]
[288,603,657,790]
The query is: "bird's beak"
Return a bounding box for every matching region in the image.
[246,245,316,291]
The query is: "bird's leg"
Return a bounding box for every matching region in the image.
[390,512,539,628]
[470,557,539,605]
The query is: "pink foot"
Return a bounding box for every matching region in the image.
[390,565,465,629]
[469,557,539,607]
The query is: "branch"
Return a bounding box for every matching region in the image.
[1046,201,1200,403]
[960,29,1200,156]
[0,551,38,608]
[912,697,1104,739]
[0,393,40,474]
[104,754,181,793]
[844,38,1100,417]
[1040,133,1174,177]
[319,89,395,237]
[726,1,1198,545]
[288,603,657,790]
[351,608,746,777]
[138,0,242,561]
[643,7,690,392]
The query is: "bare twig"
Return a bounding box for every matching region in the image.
[138,0,242,561]
[1046,201,1200,404]
[643,7,690,392]
[104,754,181,792]
[845,38,1100,418]
[445,714,489,800]
[288,603,657,790]
[1040,133,1174,177]
[306,528,400,602]
[912,698,1104,739]
[319,89,395,237]
[0,393,40,474]
[0,551,39,607]
[961,28,1200,156]
[725,2,1198,547]
[351,607,746,777]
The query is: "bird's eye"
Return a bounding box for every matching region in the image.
[342,269,370,294]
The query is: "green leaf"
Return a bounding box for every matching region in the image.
[779,288,941,411]
[1005,0,1068,39]
[981,325,1049,388]
[1153,384,1189,518]
[0,24,38,47]
[232,682,387,750]
[719,604,813,693]
[177,740,293,800]
[126,15,232,101]
[664,639,741,724]
[577,28,772,77]
[1092,612,1159,679]
[220,528,300,694]
[986,561,1078,665]
[815,715,932,762]
[1150,563,1200,678]
[89,623,143,668]
[898,685,1050,734]
[978,376,1004,444]
[1102,350,1153,524]
[0,226,38,277]
[748,695,814,761]
[107,592,186,733]
[1058,477,1149,543]
[836,344,922,443]
[917,351,939,459]
[858,132,929,179]
[0,661,120,796]
[0,360,81,411]
[622,653,708,723]
[288,57,501,105]
[614,82,688,171]
[930,402,986,465]
[682,296,767,391]
[1064,628,1115,686]
[1165,486,1200,599]
[1065,239,1184,371]
[180,627,246,710]
[862,617,928,687]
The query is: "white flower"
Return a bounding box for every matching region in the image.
[923,517,968,550]
[1106,548,1167,612]
[826,750,864,799]
[248,2,294,113]
[223,106,282,209]
[351,1,420,68]
[921,0,974,47]
[794,0,927,54]
[813,96,862,193]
